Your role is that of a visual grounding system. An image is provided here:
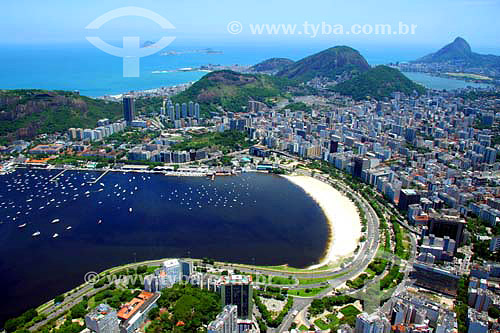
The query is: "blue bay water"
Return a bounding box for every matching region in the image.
[0,42,456,97]
[402,71,492,90]
[0,169,328,323]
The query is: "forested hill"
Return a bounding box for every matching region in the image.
[0,90,121,144]
[276,46,370,82]
[172,70,286,114]
[332,66,426,100]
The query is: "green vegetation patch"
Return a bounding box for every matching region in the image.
[146,284,221,332]
[0,89,122,143]
[339,305,361,317]
[170,130,252,153]
[332,65,426,101]
[288,285,328,297]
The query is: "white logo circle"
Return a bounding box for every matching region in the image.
[84,271,99,284]
[227,21,243,35]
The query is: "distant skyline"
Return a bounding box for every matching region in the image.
[1,0,500,53]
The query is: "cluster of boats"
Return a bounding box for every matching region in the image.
[0,169,112,240]
[164,177,256,210]
[1,168,260,241]
[17,218,69,238]
[0,169,156,240]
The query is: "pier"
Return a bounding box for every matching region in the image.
[89,169,110,184]
[49,169,66,182]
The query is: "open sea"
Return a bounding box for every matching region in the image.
[0,169,328,324]
[0,42,492,97]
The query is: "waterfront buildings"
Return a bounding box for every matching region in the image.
[163,259,182,285]
[117,291,160,333]
[85,304,119,333]
[144,259,192,292]
[28,143,65,155]
[208,305,238,333]
[220,275,253,320]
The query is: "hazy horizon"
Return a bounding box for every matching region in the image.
[2,0,500,52]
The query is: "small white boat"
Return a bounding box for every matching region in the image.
[98,219,102,224]
[32,231,41,237]
[18,223,27,228]
[129,208,133,213]
[52,233,59,238]
[51,219,60,224]
[66,226,72,230]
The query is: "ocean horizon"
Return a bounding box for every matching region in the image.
[0,41,491,97]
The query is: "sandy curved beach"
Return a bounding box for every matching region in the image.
[282,175,362,269]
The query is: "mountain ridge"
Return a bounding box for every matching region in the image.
[414,37,500,70]
[276,46,371,82]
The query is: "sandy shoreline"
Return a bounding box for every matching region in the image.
[282,175,362,269]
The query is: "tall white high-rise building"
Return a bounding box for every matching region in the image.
[355,312,391,333]
[208,305,238,333]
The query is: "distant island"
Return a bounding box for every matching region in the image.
[160,48,223,56]
[151,64,251,75]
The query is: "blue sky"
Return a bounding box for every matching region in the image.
[2,0,500,52]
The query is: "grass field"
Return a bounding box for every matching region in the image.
[340,305,361,317]
[314,318,329,330]
[271,276,296,285]
[298,272,348,285]
[288,285,328,297]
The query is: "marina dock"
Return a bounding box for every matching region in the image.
[49,169,66,182]
[89,169,110,184]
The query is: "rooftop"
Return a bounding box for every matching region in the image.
[117,291,154,321]
[219,274,252,285]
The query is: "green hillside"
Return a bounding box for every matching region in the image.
[172,70,286,114]
[250,58,295,72]
[332,66,426,101]
[276,46,370,82]
[0,90,122,144]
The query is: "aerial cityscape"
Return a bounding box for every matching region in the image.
[0,1,500,333]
